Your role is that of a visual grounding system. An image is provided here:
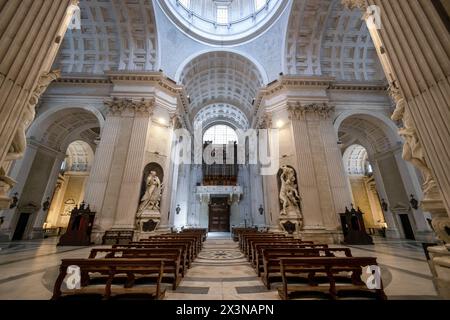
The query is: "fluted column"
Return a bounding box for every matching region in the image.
[289,102,350,242]
[30,152,65,239]
[110,99,154,230]
[343,0,450,217]
[0,1,78,207]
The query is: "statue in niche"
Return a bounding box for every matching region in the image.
[137,171,162,214]
[279,165,302,215]
[390,85,436,195]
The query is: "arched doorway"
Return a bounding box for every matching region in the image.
[342,144,386,236]
[337,112,433,241]
[1,107,101,240]
[43,140,95,236]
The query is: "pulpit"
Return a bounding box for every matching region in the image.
[58,202,95,246]
[340,205,373,245]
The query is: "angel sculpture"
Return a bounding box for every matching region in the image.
[279,166,302,215]
[137,171,163,214]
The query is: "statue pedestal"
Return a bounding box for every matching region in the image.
[0,174,15,209]
[135,210,161,240]
[279,208,303,238]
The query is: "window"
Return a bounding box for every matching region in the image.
[179,0,190,8]
[255,0,267,11]
[217,6,229,24]
[203,125,237,145]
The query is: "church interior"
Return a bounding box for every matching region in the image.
[0,0,449,302]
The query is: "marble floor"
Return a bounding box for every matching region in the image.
[0,234,442,300]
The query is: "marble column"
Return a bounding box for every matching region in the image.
[343,0,450,216]
[29,153,65,239]
[289,102,349,243]
[371,160,401,238]
[111,99,154,230]
[0,0,78,207]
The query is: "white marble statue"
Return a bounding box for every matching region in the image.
[279,165,301,215]
[137,171,162,213]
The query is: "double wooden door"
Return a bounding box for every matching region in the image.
[209,199,230,232]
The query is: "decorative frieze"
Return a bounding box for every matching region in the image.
[104,97,155,117]
[288,102,335,121]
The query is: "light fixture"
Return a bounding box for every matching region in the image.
[158,118,166,125]
[259,205,264,215]
[176,204,181,215]
[276,120,284,128]
[410,194,419,210]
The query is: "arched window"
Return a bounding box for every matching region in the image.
[203,124,237,144]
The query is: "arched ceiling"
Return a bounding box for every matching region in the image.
[55,0,158,74]
[158,0,289,45]
[342,144,369,175]
[179,51,265,121]
[65,140,95,172]
[285,0,384,81]
[338,115,396,156]
[29,108,100,151]
[194,103,249,130]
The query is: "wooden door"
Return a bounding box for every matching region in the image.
[209,200,230,232]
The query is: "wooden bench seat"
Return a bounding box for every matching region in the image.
[52,258,165,300]
[278,257,387,300]
[113,243,191,273]
[262,248,353,289]
[253,244,329,276]
[247,239,314,264]
[102,230,134,245]
[88,248,182,289]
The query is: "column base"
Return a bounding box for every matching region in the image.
[0,230,12,242]
[0,174,16,210]
[300,228,343,244]
[428,245,450,299]
[385,228,401,239]
[29,228,45,240]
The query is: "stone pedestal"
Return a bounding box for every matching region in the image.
[428,245,450,300]
[0,174,15,209]
[135,210,161,240]
[279,207,303,238]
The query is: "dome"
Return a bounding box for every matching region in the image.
[158,0,289,45]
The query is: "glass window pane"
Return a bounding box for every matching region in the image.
[203,125,237,144]
[217,6,229,24]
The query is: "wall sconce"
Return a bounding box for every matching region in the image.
[0,216,4,226]
[259,205,264,215]
[176,204,181,215]
[42,197,51,211]
[410,194,419,210]
[9,192,19,209]
[381,198,388,212]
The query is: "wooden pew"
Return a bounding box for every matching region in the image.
[262,248,352,289]
[88,248,182,289]
[278,257,387,300]
[128,241,195,267]
[139,237,198,258]
[113,243,190,274]
[247,239,314,264]
[102,230,134,245]
[240,235,289,254]
[52,258,165,300]
[253,243,329,276]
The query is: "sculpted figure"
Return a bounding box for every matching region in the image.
[6,70,60,161]
[279,166,302,215]
[390,86,436,194]
[137,171,162,213]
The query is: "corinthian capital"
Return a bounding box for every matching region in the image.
[341,0,367,10]
[105,97,155,117]
[288,102,335,120]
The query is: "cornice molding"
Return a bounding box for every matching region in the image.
[104,97,155,117]
[288,102,336,121]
